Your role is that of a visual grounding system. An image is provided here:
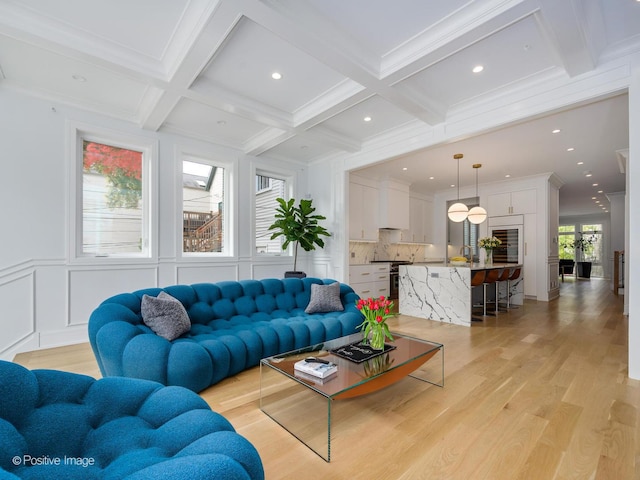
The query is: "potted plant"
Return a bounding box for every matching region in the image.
[268,197,331,278]
[572,235,595,278]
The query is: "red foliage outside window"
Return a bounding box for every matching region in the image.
[82,141,143,209]
[83,141,142,179]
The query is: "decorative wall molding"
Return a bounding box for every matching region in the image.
[0,270,35,358]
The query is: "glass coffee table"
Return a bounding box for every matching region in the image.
[259,332,444,461]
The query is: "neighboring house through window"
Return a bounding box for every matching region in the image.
[255,172,287,254]
[256,175,271,192]
[71,125,156,260]
[182,156,228,255]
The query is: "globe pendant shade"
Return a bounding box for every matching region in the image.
[467,206,487,224]
[448,202,469,222]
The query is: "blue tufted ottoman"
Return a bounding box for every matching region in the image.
[89,278,362,392]
[0,360,264,479]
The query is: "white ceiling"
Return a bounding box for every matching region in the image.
[1,0,638,216]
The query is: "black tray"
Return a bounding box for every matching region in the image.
[330,340,396,363]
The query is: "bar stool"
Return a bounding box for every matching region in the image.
[497,267,512,310]
[482,268,501,316]
[470,270,486,320]
[506,267,522,309]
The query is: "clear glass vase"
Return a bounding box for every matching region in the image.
[484,248,493,265]
[369,326,385,350]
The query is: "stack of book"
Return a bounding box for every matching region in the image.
[294,358,338,381]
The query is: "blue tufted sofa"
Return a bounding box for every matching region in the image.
[89,278,361,392]
[0,360,264,479]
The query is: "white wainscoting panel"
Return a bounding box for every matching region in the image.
[309,261,331,280]
[0,272,35,355]
[176,264,239,284]
[252,263,293,280]
[68,267,158,326]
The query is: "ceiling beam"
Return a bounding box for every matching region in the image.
[536,0,599,77]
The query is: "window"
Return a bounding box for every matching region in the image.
[74,128,155,259]
[255,172,287,254]
[463,219,479,261]
[182,156,227,254]
[558,225,575,260]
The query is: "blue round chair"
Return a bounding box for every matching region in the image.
[0,360,264,479]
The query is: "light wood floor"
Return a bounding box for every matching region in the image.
[15,278,637,479]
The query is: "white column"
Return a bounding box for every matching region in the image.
[628,55,640,379]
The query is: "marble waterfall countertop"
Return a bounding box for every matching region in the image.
[412,262,519,270]
[398,263,523,327]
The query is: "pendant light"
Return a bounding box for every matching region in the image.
[447,153,468,222]
[467,163,487,224]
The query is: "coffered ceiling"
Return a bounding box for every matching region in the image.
[1,0,638,215]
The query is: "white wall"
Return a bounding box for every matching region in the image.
[0,89,314,359]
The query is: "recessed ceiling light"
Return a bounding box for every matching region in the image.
[552,129,561,134]
[72,74,86,82]
[505,174,511,178]
[592,183,599,187]
[577,161,584,165]
[595,200,600,204]
[402,167,408,171]
[598,190,603,193]
[585,173,592,177]
[450,184,455,188]
[472,65,484,73]
[271,72,282,80]
[363,116,372,122]
[592,197,597,200]
[429,176,434,180]
[567,147,575,152]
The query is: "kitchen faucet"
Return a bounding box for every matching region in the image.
[459,245,472,260]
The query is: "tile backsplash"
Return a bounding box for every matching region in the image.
[349,230,426,264]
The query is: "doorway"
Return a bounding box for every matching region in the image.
[580,224,603,278]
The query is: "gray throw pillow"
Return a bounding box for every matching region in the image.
[305,282,344,314]
[141,291,191,341]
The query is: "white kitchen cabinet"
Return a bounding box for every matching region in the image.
[349,182,379,241]
[487,189,536,216]
[349,264,389,298]
[401,196,433,243]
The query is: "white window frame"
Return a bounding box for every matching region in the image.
[253,165,294,257]
[68,122,158,263]
[178,149,234,258]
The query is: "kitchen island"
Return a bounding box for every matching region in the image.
[398,263,523,327]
